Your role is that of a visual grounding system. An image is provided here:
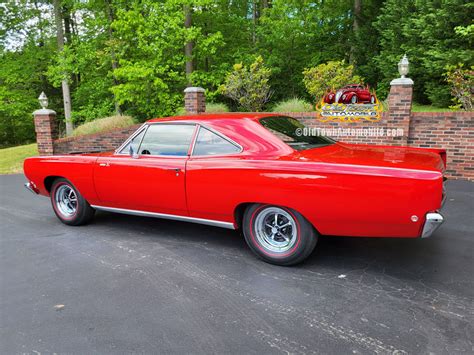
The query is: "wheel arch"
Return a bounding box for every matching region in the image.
[44,175,64,193]
[233,201,321,234]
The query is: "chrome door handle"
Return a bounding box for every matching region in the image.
[167,168,181,176]
[99,162,110,167]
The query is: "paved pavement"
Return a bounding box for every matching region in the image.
[1,174,473,354]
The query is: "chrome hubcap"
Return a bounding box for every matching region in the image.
[55,185,77,217]
[254,207,297,253]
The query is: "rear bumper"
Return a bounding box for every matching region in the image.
[24,182,39,195]
[421,212,444,238]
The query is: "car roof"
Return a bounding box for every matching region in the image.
[146,113,279,124]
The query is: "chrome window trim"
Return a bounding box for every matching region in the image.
[115,124,148,155]
[190,124,243,157]
[118,122,197,158]
[114,121,242,158]
[91,205,236,230]
[137,122,197,158]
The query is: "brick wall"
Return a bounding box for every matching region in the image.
[53,124,141,154]
[408,112,473,179]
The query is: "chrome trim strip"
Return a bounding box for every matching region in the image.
[190,124,243,156]
[421,212,444,238]
[91,205,236,230]
[115,123,147,155]
[24,182,38,195]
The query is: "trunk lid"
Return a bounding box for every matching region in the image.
[293,142,445,173]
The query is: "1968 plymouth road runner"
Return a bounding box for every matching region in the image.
[24,114,446,265]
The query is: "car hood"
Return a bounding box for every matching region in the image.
[292,142,445,173]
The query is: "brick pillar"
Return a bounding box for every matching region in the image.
[388,77,414,145]
[33,108,58,155]
[184,87,206,114]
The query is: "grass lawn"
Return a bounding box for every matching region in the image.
[411,103,458,112]
[0,143,38,175]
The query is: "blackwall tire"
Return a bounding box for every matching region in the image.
[50,178,95,226]
[242,204,318,266]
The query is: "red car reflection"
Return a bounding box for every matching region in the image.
[324,84,376,104]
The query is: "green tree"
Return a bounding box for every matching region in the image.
[220,56,272,111]
[374,0,473,105]
[303,60,363,102]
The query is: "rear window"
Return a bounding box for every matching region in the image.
[259,116,335,150]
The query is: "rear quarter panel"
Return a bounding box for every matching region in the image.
[186,157,443,238]
[24,155,99,204]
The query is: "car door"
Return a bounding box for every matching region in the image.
[185,125,244,222]
[94,123,197,216]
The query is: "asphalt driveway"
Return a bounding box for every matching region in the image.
[1,174,473,354]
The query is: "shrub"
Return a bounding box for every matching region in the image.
[174,107,186,116]
[206,102,230,113]
[220,56,272,112]
[445,65,474,111]
[303,60,363,102]
[72,115,136,137]
[272,98,312,112]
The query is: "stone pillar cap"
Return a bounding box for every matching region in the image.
[184,87,205,93]
[33,108,57,115]
[390,77,414,86]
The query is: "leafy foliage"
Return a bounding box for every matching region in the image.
[72,115,136,137]
[272,98,313,112]
[220,56,272,112]
[205,102,229,113]
[445,65,474,110]
[374,0,473,105]
[303,61,363,102]
[0,0,471,146]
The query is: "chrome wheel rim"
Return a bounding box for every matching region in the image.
[351,95,357,103]
[254,207,297,253]
[55,185,77,217]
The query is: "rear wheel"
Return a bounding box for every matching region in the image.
[50,178,95,226]
[242,204,318,266]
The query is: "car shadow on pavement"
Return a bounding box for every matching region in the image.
[92,209,454,287]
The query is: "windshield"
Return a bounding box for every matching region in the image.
[259,116,335,151]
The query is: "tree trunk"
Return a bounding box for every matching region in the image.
[184,5,193,85]
[252,0,257,45]
[53,0,73,136]
[350,0,361,64]
[104,0,122,115]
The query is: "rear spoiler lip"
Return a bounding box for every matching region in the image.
[368,145,447,169]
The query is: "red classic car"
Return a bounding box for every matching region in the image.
[24,114,446,265]
[324,84,376,104]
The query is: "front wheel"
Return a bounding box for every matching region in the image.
[242,204,318,266]
[50,178,95,226]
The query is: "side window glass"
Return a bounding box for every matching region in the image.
[119,128,146,155]
[139,124,195,156]
[193,127,241,156]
